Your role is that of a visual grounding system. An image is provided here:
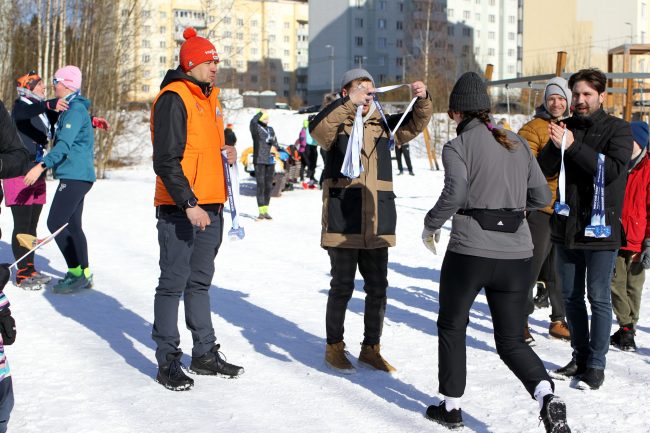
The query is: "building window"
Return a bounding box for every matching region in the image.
[355,17,364,27]
[251,75,258,83]
[462,45,470,56]
[284,49,290,56]
[448,26,454,36]
[354,55,364,65]
[252,19,258,26]
[142,39,150,48]
[378,19,386,29]
[448,43,454,52]
[236,60,243,68]
[463,10,470,19]
[448,8,454,17]
[508,32,515,40]
[142,54,150,63]
[223,31,231,38]
[237,33,243,40]
[488,31,495,40]
[396,21,403,30]
[283,62,289,69]
[396,57,403,66]
[475,13,480,20]
[377,37,387,48]
[284,76,290,84]
[284,36,290,43]
[237,18,244,26]
[251,48,258,55]
[160,56,166,64]
[489,0,495,5]
[143,70,150,78]
[508,49,515,57]
[160,11,166,19]
[159,26,166,34]
[284,22,290,29]
[224,17,231,24]
[396,39,403,48]
[160,41,166,48]
[142,85,150,92]
[378,0,386,10]
[488,48,495,56]
[355,36,363,46]
[508,15,515,24]
[508,65,515,73]
[463,28,471,37]
[488,14,495,23]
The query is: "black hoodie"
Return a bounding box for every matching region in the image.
[0,100,29,179]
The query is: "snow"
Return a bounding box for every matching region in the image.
[2,151,649,433]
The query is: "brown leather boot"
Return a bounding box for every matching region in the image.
[325,342,356,374]
[358,344,396,373]
[549,321,571,341]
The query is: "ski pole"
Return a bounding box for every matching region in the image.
[222,150,245,240]
[9,223,69,269]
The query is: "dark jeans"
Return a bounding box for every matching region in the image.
[152,207,223,366]
[255,164,274,207]
[555,246,616,370]
[526,211,565,322]
[0,377,13,433]
[438,251,553,398]
[47,180,93,269]
[326,247,388,346]
[305,145,318,181]
[10,204,43,270]
[395,144,413,173]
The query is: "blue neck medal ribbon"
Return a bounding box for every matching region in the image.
[584,153,611,238]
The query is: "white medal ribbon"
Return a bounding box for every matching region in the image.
[554,129,571,216]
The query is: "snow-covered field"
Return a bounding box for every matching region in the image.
[1,138,649,432]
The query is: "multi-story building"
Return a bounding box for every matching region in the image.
[128,0,308,104]
[522,0,650,75]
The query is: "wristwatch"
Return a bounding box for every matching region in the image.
[183,197,198,210]
[40,162,47,169]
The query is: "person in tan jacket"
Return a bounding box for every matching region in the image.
[309,68,433,374]
[518,77,571,343]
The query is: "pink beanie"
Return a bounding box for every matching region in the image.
[54,65,82,92]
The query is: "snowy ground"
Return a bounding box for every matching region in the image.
[1,155,649,433]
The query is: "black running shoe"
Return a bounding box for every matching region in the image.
[539,395,571,433]
[425,401,464,430]
[189,344,244,377]
[549,360,586,381]
[156,358,194,391]
[612,325,637,352]
[576,367,604,390]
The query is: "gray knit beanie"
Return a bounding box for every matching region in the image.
[340,68,375,90]
[449,72,491,112]
[543,77,572,116]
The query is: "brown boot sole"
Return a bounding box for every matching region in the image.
[358,359,396,374]
[325,359,356,374]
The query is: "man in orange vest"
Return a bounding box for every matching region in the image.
[150,27,243,391]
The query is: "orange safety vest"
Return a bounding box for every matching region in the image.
[151,80,226,206]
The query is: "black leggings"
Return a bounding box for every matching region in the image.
[437,251,552,399]
[255,164,274,207]
[10,204,43,270]
[47,180,93,269]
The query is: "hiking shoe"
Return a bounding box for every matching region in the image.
[576,367,604,390]
[189,344,244,377]
[52,273,90,294]
[611,325,636,351]
[409,171,415,176]
[425,401,464,430]
[15,266,34,286]
[262,212,273,220]
[534,282,550,308]
[524,325,535,345]
[358,343,396,373]
[16,276,45,291]
[325,341,356,374]
[31,271,52,285]
[156,358,194,391]
[549,321,571,341]
[539,395,571,433]
[549,360,586,381]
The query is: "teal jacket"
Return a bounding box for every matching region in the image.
[43,94,96,182]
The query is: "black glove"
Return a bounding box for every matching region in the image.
[639,239,650,270]
[0,264,9,290]
[0,309,16,345]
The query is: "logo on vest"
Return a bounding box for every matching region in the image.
[215,107,222,118]
[497,221,504,226]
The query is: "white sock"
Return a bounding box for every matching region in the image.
[534,380,554,410]
[444,396,462,412]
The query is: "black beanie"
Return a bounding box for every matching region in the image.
[449,72,491,112]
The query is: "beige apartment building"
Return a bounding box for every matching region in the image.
[522,0,650,75]
[128,0,308,104]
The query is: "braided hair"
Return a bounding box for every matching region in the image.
[464,110,519,151]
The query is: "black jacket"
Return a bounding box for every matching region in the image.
[12,96,59,166]
[250,112,277,165]
[537,109,632,249]
[152,67,212,207]
[0,100,29,179]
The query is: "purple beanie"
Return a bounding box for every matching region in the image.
[54,65,82,92]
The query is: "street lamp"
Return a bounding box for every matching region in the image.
[625,22,634,44]
[325,44,334,94]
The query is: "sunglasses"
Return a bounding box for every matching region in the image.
[52,77,68,86]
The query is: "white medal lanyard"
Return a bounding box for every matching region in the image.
[373,84,418,150]
[554,129,571,216]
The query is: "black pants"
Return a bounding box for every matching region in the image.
[395,144,413,173]
[152,207,223,366]
[299,152,308,180]
[305,146,318,181]
[526,211,565,321]
[10,204,43,270]
[326,247,388,346]
[47,179,93,269]
[438,251,553,398]
[255,164,274,207]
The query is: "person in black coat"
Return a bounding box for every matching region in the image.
[538,68,632,391]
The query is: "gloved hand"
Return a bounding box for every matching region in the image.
[0,308,16,345]
[45,98,69,112]
[91,116,110,130]
[422,227,441,255]
[639,239,650,269]
[0,264,9,289]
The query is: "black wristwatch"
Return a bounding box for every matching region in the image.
[182,197,198,210]
[40,162,47,169]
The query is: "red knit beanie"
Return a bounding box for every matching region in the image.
[179,28,219,72]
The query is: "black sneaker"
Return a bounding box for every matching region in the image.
[156,358,194,391]
[425,401,464,430]
[612,325,637,351]
[534,282,550,308]
[576,367,604,390]
[539,395,571,433]
[549,360,586,381]
[189,344,244,377]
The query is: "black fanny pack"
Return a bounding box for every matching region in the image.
[457,209,525,233]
